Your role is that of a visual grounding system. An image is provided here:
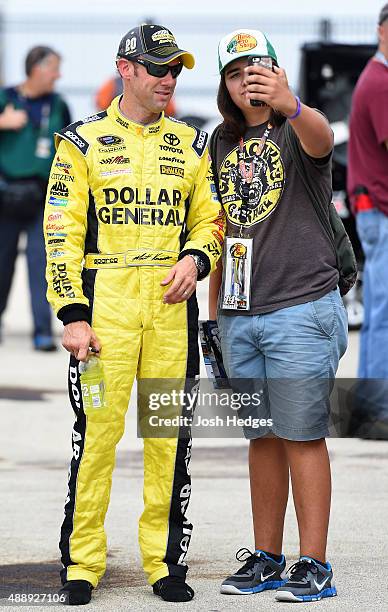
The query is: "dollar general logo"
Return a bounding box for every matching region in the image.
[160,165,184,178]
[227,34,257,54]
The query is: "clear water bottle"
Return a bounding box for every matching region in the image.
[79,356,106,412]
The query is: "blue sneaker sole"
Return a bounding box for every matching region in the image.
[276,586,337,602]
[221,579,287,595]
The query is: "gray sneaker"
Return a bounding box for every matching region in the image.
[275,556,337,602]
[220,548,287,595]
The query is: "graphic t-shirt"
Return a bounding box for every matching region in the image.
[214,120,338,314]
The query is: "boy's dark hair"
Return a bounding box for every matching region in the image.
[25,46,60,76]
[217,71,286,141]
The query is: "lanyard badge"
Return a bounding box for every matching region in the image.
[222,236,253,310]
[221,122,272,311]
[35,102,51,159]
[35,136,51,159]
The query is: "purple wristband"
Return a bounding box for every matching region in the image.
[287,96,301,120]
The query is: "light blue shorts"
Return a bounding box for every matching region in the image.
[218,288,348,441]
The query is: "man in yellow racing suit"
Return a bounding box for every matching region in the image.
[43,24,224,605]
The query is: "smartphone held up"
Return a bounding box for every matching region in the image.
[247,55,273,106]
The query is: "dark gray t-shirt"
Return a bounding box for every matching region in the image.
[214,120,339,315]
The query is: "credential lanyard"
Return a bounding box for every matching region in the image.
[39,102,51,138]
[34,102,52,158]
[17,88,51,137]
[237,121,272,235]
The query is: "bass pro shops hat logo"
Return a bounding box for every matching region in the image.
[227,33,257,54]
[218,29,278,75]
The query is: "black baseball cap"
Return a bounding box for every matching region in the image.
[379,3,388,24]
[117,24,195,68]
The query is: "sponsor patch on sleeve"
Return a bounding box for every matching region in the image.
[191,128,208,157]
[57,121,90,155]
[82,110,107,124]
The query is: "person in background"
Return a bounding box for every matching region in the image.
[209,28,348,603]
[95,73,177,116]
[0,46,71,350]
[347,5,388,384]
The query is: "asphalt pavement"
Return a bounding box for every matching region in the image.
[1,254,387,610]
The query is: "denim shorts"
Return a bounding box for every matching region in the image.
[218,288,348,441]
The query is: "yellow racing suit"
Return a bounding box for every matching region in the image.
[43,96,224,588]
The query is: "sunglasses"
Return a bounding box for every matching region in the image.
[128,57,183,79]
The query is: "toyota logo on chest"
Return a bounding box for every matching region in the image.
[164,133,181,146]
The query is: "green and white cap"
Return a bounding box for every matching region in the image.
[218,29,278,73]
